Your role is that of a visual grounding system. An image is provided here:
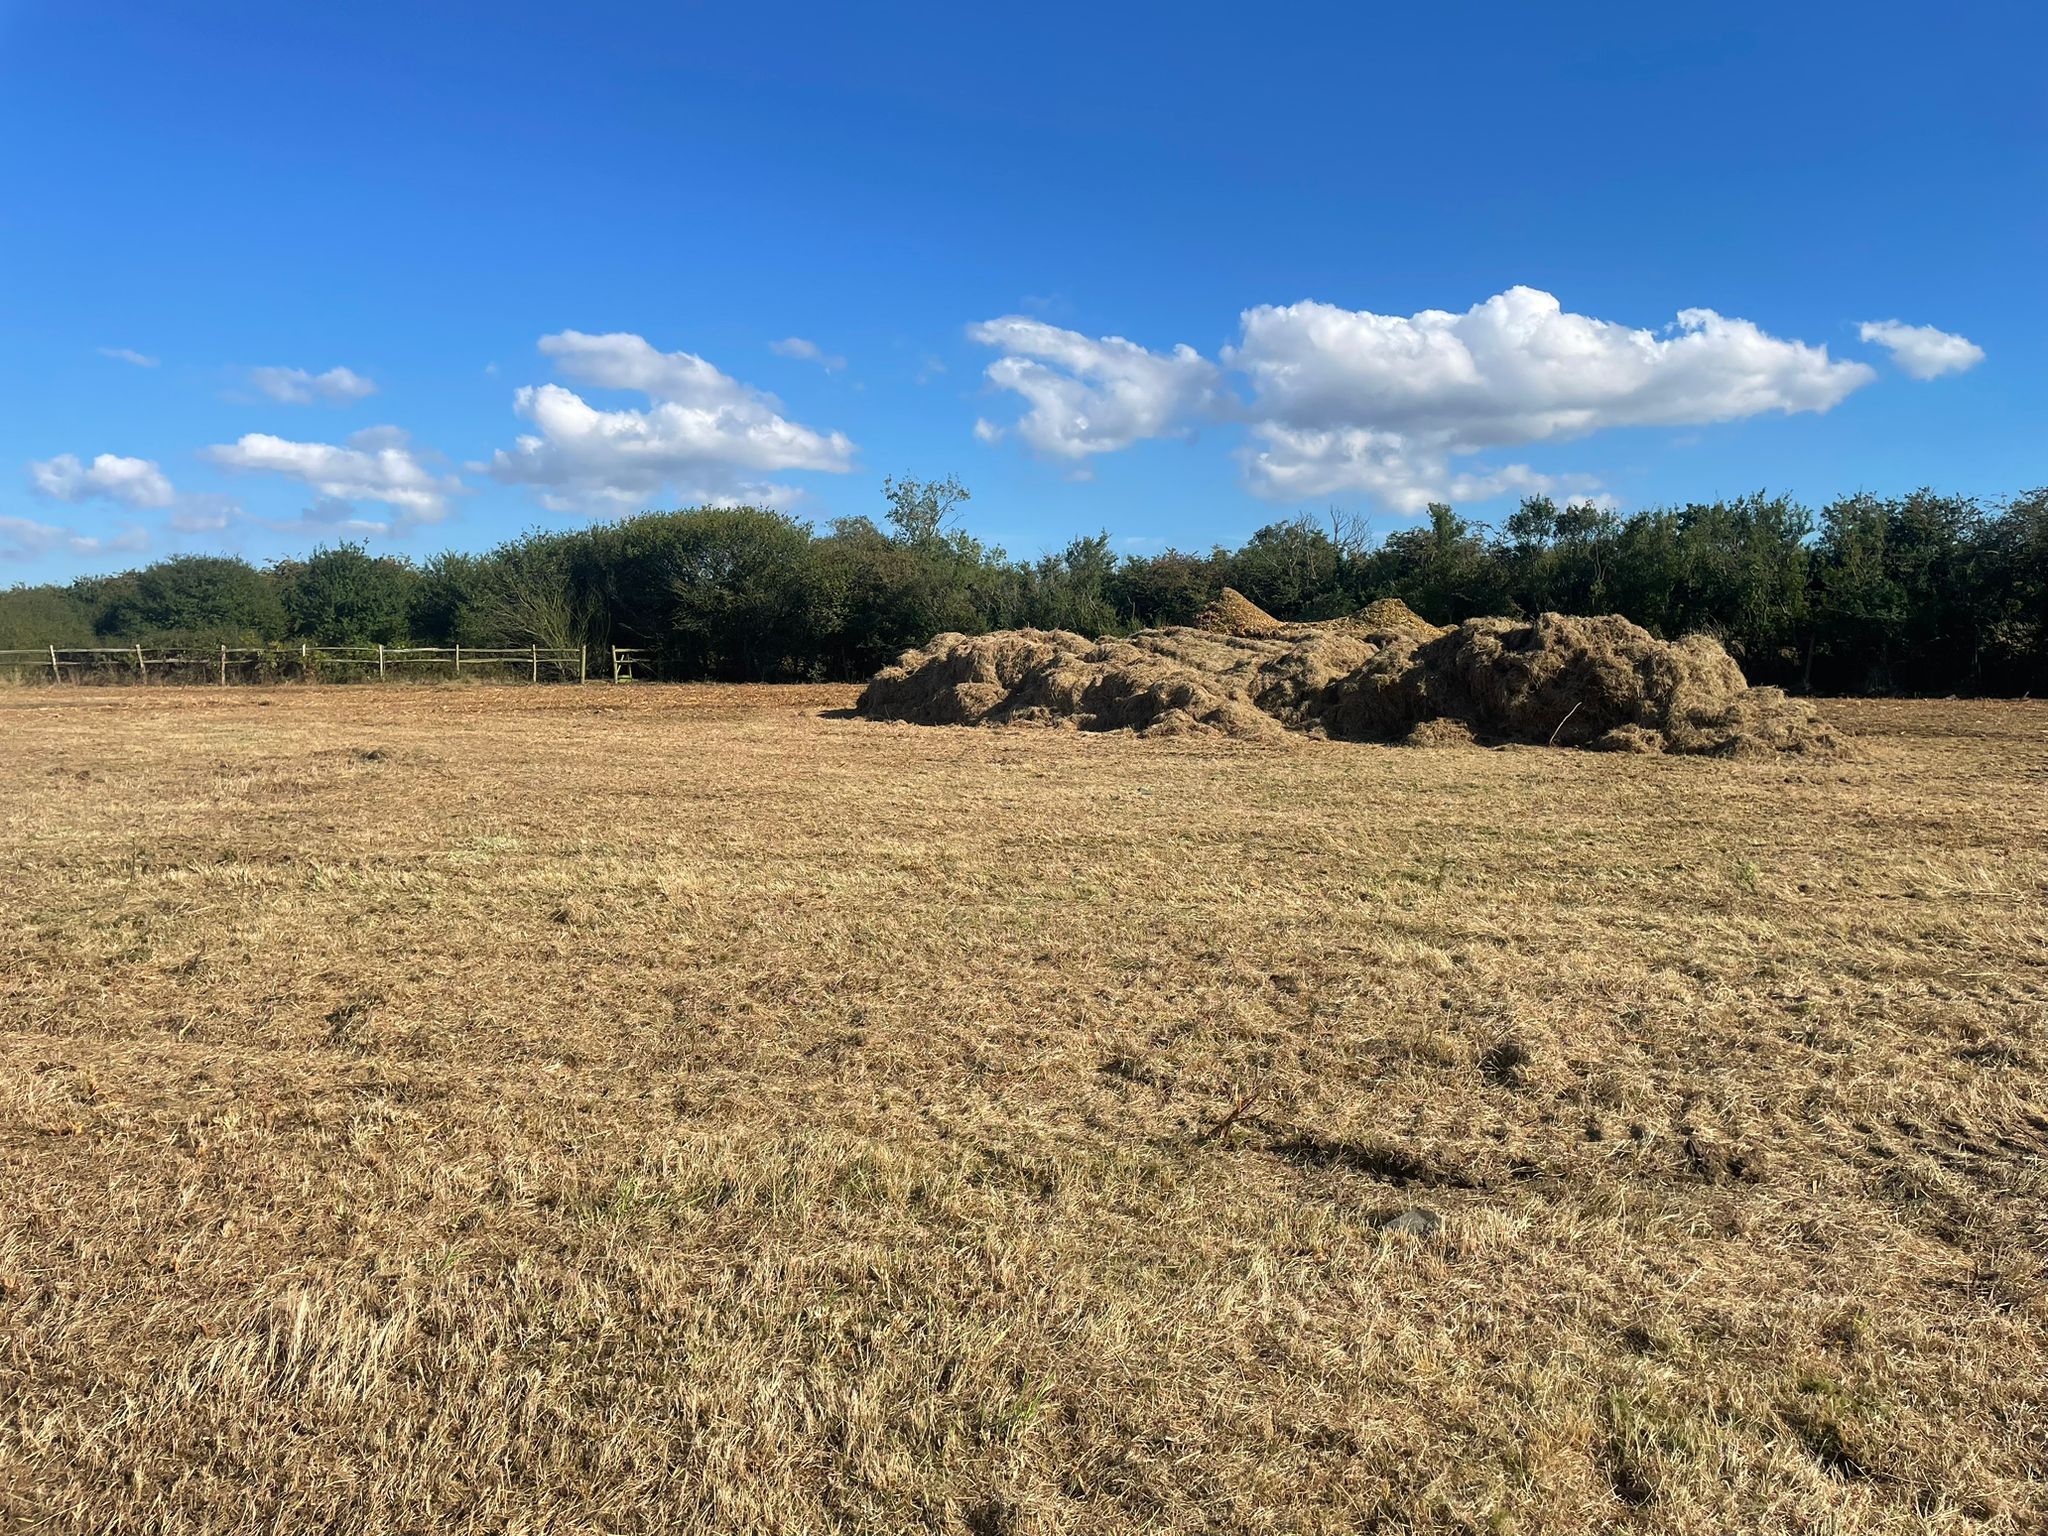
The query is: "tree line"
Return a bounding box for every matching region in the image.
[4,476,2044,694]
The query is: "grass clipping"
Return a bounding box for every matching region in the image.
[858,603,1846,756]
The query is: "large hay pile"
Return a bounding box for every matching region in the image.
[1191,587,1283,637]
[855,625,1375,741]
[1316,613,1843,754]
[1341,597,1444,639]
[859,610,1846,756]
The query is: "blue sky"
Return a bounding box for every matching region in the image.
[2,0,2040,579]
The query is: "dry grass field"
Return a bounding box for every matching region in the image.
[2,683,2044,1534]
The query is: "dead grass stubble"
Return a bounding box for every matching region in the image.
[1,683,2044,1534]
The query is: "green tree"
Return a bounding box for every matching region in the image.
[1812,491,1979,691]
[1365,504,1507,621]
[1969,488,2048,690]
[407,551,489,645]
[466,531,587,652]
[0,584,99,648]
[1024,533,1120,635]
[1501,496,1622,616]
[276,544,417,644]
[1224,517,1354,620]
[882,474,970,545]
[98,555,287,643]
[811,516,932,675]
[1107,548,1226,628]
[660,507,827,679]
[1668,495,1812,681]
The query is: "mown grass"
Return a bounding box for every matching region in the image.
[2,683,2044,1533]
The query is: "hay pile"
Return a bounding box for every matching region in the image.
[1316,613,1845,755]
[1343,597,1444,639]
[1192,587,1283,637]
[859,609,1846,756]
[855,625,1376,741]
[1194,589,1444,642]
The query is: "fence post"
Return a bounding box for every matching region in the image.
[301,642,310,684]
[134,643,146,680]
[531,643,538,684]
[48,644,59,682]
[453,643,461,679]
[218,644,227,687]
[579,644,587,685]
[612,646,621,685]
[377,643,386,680]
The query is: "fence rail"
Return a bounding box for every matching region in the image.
[0,643,658,686]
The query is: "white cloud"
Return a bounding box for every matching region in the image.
[168,493,239,533]
[98,346,159,368]
[966,288,1880,512]
[0,515,148,562]
[203,429,461,522]
[0,515,99,559]
[28,452,251,540]
[1858,319,1984,381]
[248,365,377,405]
[1227,286,1877,509]
[346,424,413,452]
[967,316,1222,461]
[28,452,178,509]
[769,336,846,372]
[486,330,857,513]
[1237,425,1600,510]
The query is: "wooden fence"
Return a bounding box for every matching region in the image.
[0,644,656,686]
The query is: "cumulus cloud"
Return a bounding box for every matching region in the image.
[98,346,159,368]
[0,515,148,562]
[28,452,178,509]
[248,365,377,405]
[966,287,1888,510]
[967,316,1222,461]
[1231,289,1872,441]
[1858,319,1984,380]
[1227,286,1875,508]
[1238,426,1584,510]
[769,336,846,371]
[28,452,248,541]
[486,330,857,513]
[203,427,461,522]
